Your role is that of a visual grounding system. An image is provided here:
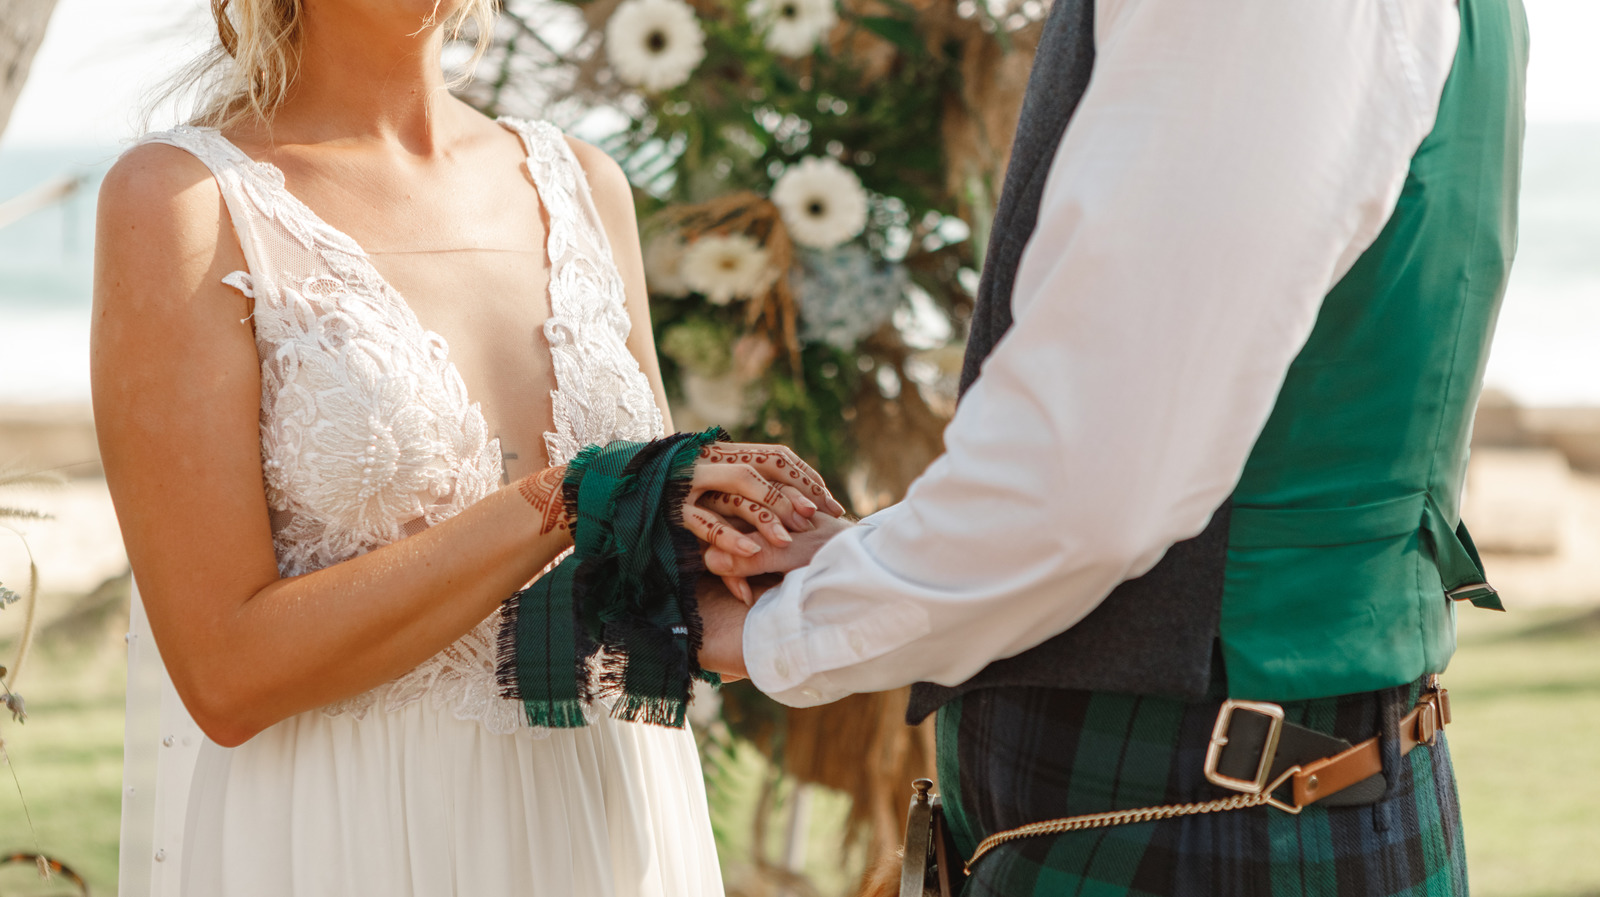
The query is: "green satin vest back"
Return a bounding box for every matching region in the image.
[1220,0,1529,702]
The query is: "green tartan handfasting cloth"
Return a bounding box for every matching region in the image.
[495,429,727,729]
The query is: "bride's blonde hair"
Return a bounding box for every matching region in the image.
[156,0,497,132]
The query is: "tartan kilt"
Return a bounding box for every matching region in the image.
[935,675,1469,897]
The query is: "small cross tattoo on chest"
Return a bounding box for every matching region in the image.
[499,442,518,485]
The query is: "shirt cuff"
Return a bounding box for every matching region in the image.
[741,519,933,706]
[742,567,838,707]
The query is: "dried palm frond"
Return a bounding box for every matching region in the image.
[941,17,1041,245]
[782,688,937,869]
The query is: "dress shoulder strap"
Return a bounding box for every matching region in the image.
[498,117,624,321]
[130,126,267,298]
[134,125,242,173]
[495,116,663,464]
[129,126,369,306]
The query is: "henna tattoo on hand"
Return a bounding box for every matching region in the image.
[518,466,571,536]
[762,482,785,508]
[700,444,830,500]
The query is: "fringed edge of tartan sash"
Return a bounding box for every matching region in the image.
[664,428,727,692]
[494,442,607,726]
[494,428,729,730]
[592,433,696,716]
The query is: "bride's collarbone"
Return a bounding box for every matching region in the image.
[243,128,550,261]
[235,124,582,482]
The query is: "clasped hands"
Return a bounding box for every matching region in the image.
[677,442,854,680]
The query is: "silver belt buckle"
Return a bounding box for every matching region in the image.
[1203,699,1285,794]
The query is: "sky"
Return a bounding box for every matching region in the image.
[4,0,210,149]
[3,0,1599,149]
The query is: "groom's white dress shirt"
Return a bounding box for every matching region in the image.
[742,0,1468,707]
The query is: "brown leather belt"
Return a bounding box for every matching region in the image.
[963,677,1453,872]
[1204,675,1451,809]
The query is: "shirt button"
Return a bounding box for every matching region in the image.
[848,631,866,655]
[773,657,790,680]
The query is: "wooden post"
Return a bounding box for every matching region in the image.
[0,0,63,141]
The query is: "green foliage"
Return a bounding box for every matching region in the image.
[0,641,125,895]
[470,0,1022,510]
[753,343,862,485]
[602,5,956,213]
[660,317,737,376]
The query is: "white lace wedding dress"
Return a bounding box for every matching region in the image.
[124,119,724,896]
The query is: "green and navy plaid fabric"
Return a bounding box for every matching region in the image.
[936,674,1467,896]
[496,429,726,729]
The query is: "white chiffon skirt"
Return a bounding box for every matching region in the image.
[180,693,725,896]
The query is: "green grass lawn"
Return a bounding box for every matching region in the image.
[0,604,1595,896]
[0,632,126,896]
[1448,606,1600,897]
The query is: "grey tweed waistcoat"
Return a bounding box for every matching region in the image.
[906,0,1232,724]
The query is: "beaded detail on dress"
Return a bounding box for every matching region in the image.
[134,118,664,735]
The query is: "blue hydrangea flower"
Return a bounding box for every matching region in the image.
[795,247,907,350]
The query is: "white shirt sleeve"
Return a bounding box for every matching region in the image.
[742,0,1463,707]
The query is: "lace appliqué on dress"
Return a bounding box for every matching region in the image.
[514,119,665,464]
[137,119,663,736]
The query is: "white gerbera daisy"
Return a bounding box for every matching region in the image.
[771,156,868,250]
[643,232,691,297]
[606,0,707,92]
[682,371,760,428]
[680,234,771,305]
[748,0,838,57]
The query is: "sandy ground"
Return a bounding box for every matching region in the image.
[1464,448,1600,608]
[0,477,128,641]
[0,401,101,478]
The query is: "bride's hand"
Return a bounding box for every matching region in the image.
[680,442,844,600]
[680,442,842,549]
[696,443,845,517]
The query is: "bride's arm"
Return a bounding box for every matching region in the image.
[91,145,578,748]
[95,144,827,749]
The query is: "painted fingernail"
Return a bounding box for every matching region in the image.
[772,527,793,544]
[795,494,818,513]
[737,537,762,556]
[738,580,754,605]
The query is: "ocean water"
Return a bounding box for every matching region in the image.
[1481,121,1600,405]
[0,144,115,404]
[0,124,1596,406]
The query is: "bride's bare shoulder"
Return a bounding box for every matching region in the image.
[562,134,639,233]
[95,140,247,325]
[102,141,221,211]
[562,134,624,182]
[98,141,230,256]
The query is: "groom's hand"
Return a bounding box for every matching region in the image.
[704,512,855,579]
[695,574,762,680]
